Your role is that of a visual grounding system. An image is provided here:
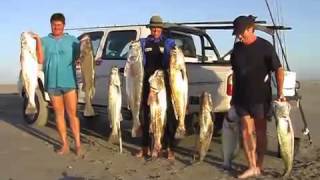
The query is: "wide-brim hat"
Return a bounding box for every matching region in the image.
[147,15,164,28]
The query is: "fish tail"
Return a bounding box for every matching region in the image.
[109,132,119,143]
[84,102,95,117]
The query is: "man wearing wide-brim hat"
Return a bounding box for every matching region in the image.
[147,15,165,28]
[133,15,177,160]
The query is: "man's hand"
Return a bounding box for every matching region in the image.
[277,94,286,102]
[147,90,157,105]
[29,32,40,41]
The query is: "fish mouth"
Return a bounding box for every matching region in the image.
[170,52,178,57]
[111,67,119,72]
[128,55,139,62]
[20,33,28,47]
[80,35,90,41]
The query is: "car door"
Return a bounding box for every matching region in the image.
[93,29,138,106]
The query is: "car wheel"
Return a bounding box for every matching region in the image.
[23,88,49,126]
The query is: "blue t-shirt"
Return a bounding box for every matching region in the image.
[41,33,80,90]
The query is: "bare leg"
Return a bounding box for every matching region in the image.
[255,118,267,173]
[238,115,258,179]
[51,95,69,155]
[64,90,81,155]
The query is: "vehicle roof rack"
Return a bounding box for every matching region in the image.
[190,25,291,30]
[65,20,269,31]
[175,20,267,25]
[65,24,147,31]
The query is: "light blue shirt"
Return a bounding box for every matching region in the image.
[41,33,79,90]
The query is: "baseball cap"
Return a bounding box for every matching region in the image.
[232,15,256,35]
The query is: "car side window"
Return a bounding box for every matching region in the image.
[78,31,104,57]
[167,32,197,58]
[102,30,137,60]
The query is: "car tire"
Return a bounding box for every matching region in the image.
[23,87,49,126]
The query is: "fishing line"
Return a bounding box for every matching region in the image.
[264,0,290,71]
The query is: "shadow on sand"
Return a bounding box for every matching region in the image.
[0,93,280,178]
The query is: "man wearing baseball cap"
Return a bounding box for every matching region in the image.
[230,15,285,178]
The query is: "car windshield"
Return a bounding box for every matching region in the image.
[102,30,137,60]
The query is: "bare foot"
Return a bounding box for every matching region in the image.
[75,146,82,156]
[167,150,175,160]
[256,167,262,175]
[134,149,144,158]
[56,145,69,155]
[151,149,159,158]
[237,168,259,179]
[133,147,149,158]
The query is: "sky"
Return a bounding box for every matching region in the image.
[1,0,319,84]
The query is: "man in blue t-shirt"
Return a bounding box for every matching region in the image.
[134,15,177,160]
[32,13,81,156]
[230,15,286,178]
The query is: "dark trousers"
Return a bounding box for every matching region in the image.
[162,99,178,149]
[140,78,151,147]
[140,72,177,149]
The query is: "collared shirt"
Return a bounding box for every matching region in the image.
[140,35,175,69]
[41,33,80,90]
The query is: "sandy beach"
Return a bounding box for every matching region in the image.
[0,80,319,180]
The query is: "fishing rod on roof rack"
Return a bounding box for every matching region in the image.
[172,19,291,33]
[191,24,291,30]
[65,20,268,31]
[65,24,148,31]
[175,20,267,25]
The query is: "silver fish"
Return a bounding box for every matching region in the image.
[169,46,188,138]
[222,106,241,169]
[194,92,214,161]
[124,40,144,137]
[148,70,167,157]
[273,101,294,177]
[20,32,38,114]
[108,67,122,153]
[80,35,96,117]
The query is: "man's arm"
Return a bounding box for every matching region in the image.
[230,73,235,105]
[230,50,235,105]
[139,38,147,66]
[73,38,80,61]
[164,38,176,69]
[275,66,286,101]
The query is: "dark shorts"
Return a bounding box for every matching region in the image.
[235,103,272,120]
[47,88,75,96]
